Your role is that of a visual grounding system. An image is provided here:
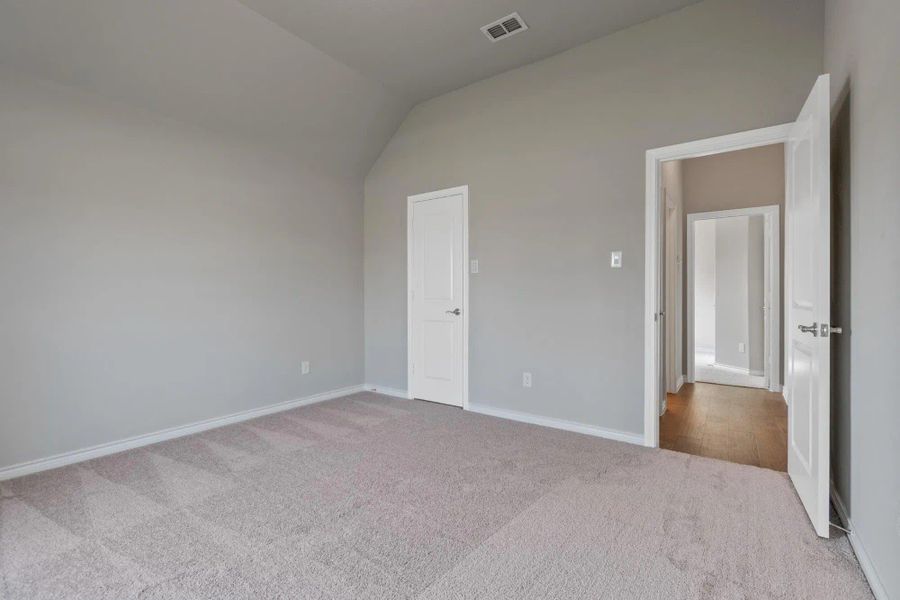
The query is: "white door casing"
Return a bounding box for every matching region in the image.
[645,122,792,448]
[658,186,668,413]
[685,205,780,392]
[785,74,831,538]
[407,186,468,408]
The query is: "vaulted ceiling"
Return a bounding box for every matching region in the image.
[0,0,701,176]
[237,0,702,103]
[0,0,409,178]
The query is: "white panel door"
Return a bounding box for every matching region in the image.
[785,74,831,538]
[410,190,466,407]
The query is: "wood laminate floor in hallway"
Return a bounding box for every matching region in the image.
[660,382,788,472]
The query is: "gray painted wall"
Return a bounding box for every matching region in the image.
[364,0,823,435]
[826,0,900,596]
[0,70,365,469]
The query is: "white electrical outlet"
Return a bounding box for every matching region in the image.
[522,372,532,388]
[301,361,310,375]
[470,259,479,274]
[738,343,746,354]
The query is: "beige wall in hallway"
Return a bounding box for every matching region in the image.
[681,144,786,213]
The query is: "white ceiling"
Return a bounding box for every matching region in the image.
[236,0,703,103]
[0,0,702,174]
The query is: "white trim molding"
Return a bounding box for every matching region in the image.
[0,384,366,481]
[363,384,411,399]
[645,123,792,447]
[468,403,644,446]
[407,185,470,410]
[831,482,890,600]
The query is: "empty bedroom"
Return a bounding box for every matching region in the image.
[1,0,897,598]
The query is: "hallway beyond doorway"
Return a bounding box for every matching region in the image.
[661,382,786,471]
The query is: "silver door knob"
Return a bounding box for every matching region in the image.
[798,323,818,336]
[446,308,461,315]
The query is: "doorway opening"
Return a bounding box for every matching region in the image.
[646,75,832,537]
[648,135,791,475]
[686,205,780,391]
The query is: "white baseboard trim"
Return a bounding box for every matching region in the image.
[831,480,850,528]
[665,376,683,396]
[467,403,644,446]
[831,481,889,600]
[0,384,366,481]
[363,384,410,399]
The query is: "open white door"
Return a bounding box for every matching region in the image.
[785,74,831,538]
[408,186,468,408]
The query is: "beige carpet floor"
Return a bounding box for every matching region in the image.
[0,392,873,599]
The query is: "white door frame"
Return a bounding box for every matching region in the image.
[644,124,791,447]
[407,185,470,409]
[685,205,781,392]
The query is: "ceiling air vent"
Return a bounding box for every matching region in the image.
[481,12,528,42]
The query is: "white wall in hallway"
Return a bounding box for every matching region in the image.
[746,215,766,374]
[714,217,750,370]
[711,216,764,372]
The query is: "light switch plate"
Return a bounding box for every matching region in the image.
[301,361,310,375]
[610,251,622,268]
[470,259,479,274]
